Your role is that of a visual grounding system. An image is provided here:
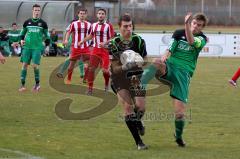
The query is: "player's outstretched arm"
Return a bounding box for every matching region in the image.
[63,31,71,46]
[185,12,194,45]
[20,21,27,46]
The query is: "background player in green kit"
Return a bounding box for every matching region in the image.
[141,12,208,147]
[8,23,21,56]
[19,4,50,92]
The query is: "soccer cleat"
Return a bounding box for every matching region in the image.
[18,86,27,92]
[83,79,87,84]
[56,72,64,78]
[86,88,93,96]
[228,79,237,87]
[32,85,40,92]
[175,138,186,147]
[65,79,71,85]
[80,76,85,84]
[137,121,145,136]
[174,134,186,147]
[137,142,148,150]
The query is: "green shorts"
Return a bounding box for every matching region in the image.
[159,61,191,103]
[20,48,42,65]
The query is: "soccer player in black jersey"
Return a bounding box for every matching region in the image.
[108,14,148,150]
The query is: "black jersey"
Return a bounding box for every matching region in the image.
[108,33,147,60]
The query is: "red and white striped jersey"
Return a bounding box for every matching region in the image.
[69,20,92,49]
[91,21,114,48]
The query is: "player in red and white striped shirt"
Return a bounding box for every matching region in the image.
[79,8,115,95]
[64,8,91,84]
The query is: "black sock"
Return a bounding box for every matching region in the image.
[36,80,40,85]
[125,114,142,145]
[134,107,145,120]
[134,108,145,128]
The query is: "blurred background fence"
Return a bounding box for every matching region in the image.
[0,0,240,31]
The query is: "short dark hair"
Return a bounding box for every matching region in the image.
[97,8,106,14]
[78,8,87,14]
[12,22,17,26]
[32,4,41,9]
[192,13,208,27]
[118,13,132,26]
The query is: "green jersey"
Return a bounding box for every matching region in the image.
[167,29,207,77]
[20,18,50,50]
[8,30,21,44]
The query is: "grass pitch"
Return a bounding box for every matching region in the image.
[0,57,239,159]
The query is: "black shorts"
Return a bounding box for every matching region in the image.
[111,68,146,97]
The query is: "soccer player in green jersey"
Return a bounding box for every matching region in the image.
[141,12,208,147]
[8,23,21,56]
[0,26,11,56]
[19,4,50,92]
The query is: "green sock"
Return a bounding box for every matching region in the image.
[141,64,157,88]
[20,68,27,86]
[34,68,40,85]
[78,60,84,77]
[175,119,185,140]
[59,58,70,74]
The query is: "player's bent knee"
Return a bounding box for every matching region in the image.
[22,63,28,69]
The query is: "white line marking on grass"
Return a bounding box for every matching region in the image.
[0,148,44,159]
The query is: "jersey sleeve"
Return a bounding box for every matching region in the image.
[66,24,71,32]
[168,38,178,53]
[88,24,92,35]
[43,21,50,39]
[68,23,75,33]
[20,20,28,40]
[140,39,147,58]
[42,21,50,46]
[168,30,180,53]
[192,36,207,49]
[108,23,115,38]
[90,24,94,36]
[108,38,118,56]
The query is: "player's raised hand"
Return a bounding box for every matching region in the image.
[185,12,192,24]
[20,40,25,46]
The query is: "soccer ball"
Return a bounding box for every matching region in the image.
[120,50,144,67]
